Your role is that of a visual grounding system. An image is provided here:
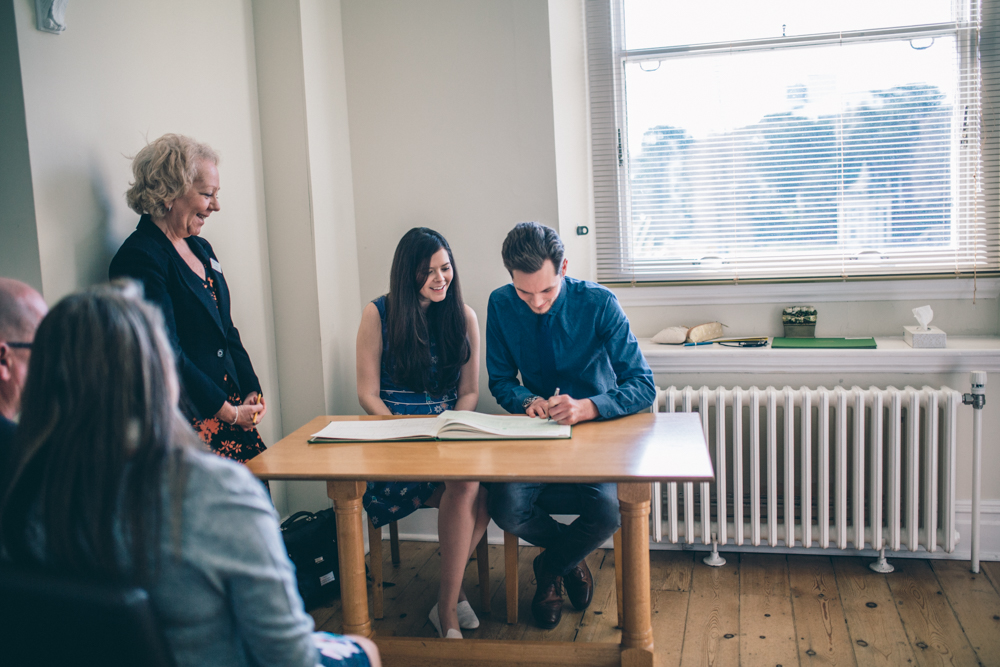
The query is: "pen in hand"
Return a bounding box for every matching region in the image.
[252,393,263,425]
[547,387,560,421]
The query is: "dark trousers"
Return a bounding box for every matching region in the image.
[488,482,621,576]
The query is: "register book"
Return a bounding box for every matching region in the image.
[309,410,572,443]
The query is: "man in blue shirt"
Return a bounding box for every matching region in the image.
[486,222,655,629]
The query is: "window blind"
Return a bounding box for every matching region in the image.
[587,0,1000,284]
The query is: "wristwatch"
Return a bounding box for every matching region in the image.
[522,395,542,410]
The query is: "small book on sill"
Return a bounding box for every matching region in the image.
[309,410,572,443]
[771,337,877,349]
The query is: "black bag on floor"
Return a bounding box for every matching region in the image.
[280,509,339,608]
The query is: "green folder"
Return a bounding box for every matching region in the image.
[771,337,877,349]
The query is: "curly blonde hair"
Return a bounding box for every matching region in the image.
[125,134,219,218]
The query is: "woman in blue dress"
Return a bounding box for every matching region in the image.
[355,228,489,639]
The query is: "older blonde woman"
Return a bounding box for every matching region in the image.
[109,134,266,465]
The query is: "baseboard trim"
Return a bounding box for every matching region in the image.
[383,501,1000,562]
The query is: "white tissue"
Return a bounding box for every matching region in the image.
[912,305,934,332]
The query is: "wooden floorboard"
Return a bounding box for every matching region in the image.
[834,557,918,667]
[308,542,997,667]
[740,553,799,667]
[679,554,739,667]
[787,555,856,667]
[931,559,1000,665]
[978,561,1000,598]
[576,550,623,644]
[651,549,696,592]
[885,559,980,667]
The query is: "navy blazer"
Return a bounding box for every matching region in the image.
[109,216,261,419]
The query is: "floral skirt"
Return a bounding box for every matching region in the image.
[363,480,439,528]
[362,389,455,527]
[313,632,371,666]
[191,375,267,464]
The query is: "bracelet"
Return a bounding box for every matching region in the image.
[231,405,239,426]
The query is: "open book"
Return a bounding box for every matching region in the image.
[309,410,571,443]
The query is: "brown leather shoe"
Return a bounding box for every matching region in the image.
[531,553,564,629]
[564,559,594,610]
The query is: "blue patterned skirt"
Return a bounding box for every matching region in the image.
[362,388,457,528]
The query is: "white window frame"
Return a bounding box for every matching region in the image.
[586,0,1000,293]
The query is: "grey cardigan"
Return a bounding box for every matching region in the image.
[28,448,319,667]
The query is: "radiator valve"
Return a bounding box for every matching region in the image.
[963,370,986,410]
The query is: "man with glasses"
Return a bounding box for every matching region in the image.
[0,278,48,465]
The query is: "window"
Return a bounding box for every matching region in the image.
[587,0,1000,284]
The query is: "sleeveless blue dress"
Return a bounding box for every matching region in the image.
[363,295,459,528]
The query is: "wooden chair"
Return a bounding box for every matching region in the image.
[368,517,491,620]
[503,528,624,627]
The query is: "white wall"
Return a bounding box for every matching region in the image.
[10,0,284,446]
[342,0,561,417]
[0,0,42,291]
[250,0,364,515]
[300,0,363,418]
[340,0,1000,552]
[339,0,561,540]
[8,0,999,553]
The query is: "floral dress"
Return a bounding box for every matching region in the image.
[362,295,459,528]
[189,264,267,466]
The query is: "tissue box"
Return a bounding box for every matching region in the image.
[904,325,946,348]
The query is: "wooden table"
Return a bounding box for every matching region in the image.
[247,412,713,667]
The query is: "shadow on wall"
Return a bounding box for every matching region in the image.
[57,157,119,290]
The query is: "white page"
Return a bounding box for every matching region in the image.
[310,418,439,441]
[438,411,571,438]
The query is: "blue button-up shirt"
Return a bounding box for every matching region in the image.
[486,276,655,419]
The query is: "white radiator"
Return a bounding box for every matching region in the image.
[653,385,961,554]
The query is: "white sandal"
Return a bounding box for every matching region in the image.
[456,600,480,629]
[428,603,463,639]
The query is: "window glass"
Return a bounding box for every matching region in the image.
[587,0,991,283]
[624,39,957,263]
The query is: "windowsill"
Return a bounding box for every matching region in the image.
[612,278,1000,307]
[640,336,1000,374]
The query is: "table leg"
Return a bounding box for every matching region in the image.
[618,482,654,655]
[328,480,373,638]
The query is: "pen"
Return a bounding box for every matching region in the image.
[252,393,263,425]
[683,341,715,346]
[548,388,560,422]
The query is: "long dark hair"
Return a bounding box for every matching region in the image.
[0,281,198,584]
[384,227,470,395]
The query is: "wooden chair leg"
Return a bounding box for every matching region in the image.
[367,518,384,620]
[476,532,491,614]
[389,520,401,566]
[613,527,624,629]
[504,531,519,624]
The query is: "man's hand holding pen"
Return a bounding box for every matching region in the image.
[525,388,598,426]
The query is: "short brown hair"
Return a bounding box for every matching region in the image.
[501,222,564,275]
[125,134,218,218]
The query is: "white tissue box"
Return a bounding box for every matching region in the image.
[904,325,946,348]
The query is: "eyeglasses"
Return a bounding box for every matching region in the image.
[4,341,32,350]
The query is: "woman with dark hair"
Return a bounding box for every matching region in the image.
[0,282,379,667]
[356,227,489,639]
